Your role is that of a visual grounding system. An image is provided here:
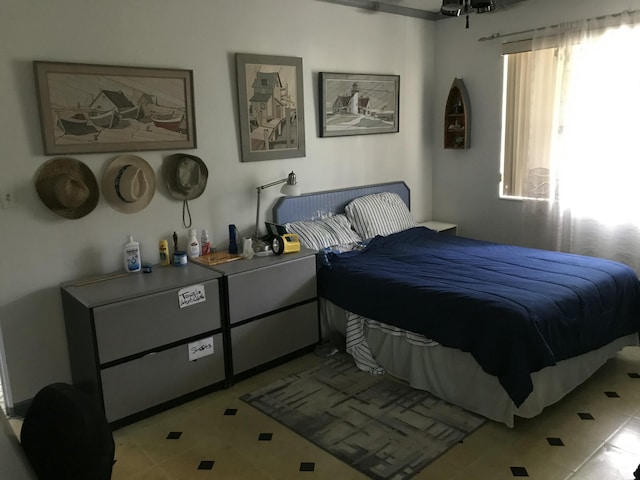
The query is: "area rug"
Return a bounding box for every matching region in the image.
[241,354,485,480]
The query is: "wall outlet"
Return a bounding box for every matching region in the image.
[1,192,15,209]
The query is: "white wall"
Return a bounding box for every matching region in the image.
[0,0,435,406]
[432,0,639,245]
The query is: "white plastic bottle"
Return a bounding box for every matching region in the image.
[123,235,141,273]
[201,229,211,256]
[187,228,200,258]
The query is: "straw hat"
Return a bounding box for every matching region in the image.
[35,157,99,219]
[102,155,155,213]
[163,154,208,200]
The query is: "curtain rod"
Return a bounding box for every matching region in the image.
[477,8,639,42]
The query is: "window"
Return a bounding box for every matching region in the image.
[499,18,640,225]
[500,46,558,199]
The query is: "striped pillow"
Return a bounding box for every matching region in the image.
[344,192,416,239]
[285,214,362,250]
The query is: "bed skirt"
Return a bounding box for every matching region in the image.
[319,298,639,427]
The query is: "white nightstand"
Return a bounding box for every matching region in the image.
[418,220,458,235]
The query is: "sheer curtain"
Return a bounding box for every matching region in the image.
[519,10,640,273]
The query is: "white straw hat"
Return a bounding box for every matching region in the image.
[102,155,155,213]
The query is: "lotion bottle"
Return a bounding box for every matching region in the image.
[159,239,170,266]
[187,228,200,258]
[123,235,141,273]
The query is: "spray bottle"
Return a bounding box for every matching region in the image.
[201,229,211,256]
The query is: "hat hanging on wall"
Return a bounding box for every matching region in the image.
[35,157,99,219]
[163,154,208,200]
[102,155,156,214]
[163,154,208,228]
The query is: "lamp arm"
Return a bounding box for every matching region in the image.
[255,187,262,239]
[254,172,297,241]
[254,177,287,239]
[257,178,287,191]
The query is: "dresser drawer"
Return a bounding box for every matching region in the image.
[100,333,225,422]
[227,256,316,324]
[231,301,318,375]
[94,279,220,364]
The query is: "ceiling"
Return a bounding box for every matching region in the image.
[315,0,529,20]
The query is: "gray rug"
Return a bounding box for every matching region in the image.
[241,354,485,480]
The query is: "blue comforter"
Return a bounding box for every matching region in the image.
[318,227,640,406]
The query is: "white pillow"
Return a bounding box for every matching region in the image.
[285,214,362,250]
[344,191,416,239]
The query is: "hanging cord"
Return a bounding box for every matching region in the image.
[465,0,470,29]
[182,199,192,229]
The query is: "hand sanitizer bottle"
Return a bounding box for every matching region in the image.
[123,235,141,273]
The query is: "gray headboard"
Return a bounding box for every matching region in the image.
[273,181,410,224]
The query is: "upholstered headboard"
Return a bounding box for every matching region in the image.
[272,181,410,224]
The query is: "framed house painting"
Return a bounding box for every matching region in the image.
[235,53,305,162]
[33,61,196,154]
[319,72,400,137]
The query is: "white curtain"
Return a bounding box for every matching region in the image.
[519,10,640,273]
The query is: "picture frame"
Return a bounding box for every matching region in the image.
[319,72,400,137]
[33,61,196,155]
[235,53,305,162]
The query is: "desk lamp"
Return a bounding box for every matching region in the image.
[253,171,300,254]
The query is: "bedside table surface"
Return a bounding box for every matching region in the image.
[198,248,317,276]
[418,220,457,232]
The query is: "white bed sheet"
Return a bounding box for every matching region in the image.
[319,298,639,427]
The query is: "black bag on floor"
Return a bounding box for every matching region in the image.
[20,383,115,480]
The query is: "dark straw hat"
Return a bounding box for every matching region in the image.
[35,157,99,219]
[163,154,208,201]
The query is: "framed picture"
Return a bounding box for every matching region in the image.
[319,72,400,137]
[33,61,196,155]
[235,53,305,162]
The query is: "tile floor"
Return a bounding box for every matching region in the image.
[11,347,640,480]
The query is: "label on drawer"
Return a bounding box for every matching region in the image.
[189,336,214,361]
[178,284,206,308]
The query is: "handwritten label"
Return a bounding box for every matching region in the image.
[188,336,214,361]
[178,284,206,308]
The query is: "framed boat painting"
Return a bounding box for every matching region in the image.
[319,72,400,137]
[235,53,305,162]
[33,61,196,154]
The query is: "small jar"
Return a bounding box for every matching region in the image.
[173,251,187,266]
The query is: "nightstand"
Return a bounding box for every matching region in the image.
[418,220,458,235]
[196,249,319,383]
[60,263,225,427]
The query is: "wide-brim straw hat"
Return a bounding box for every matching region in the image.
[163,154,208,200]
[35,157,99,219]
[102,155,155,214]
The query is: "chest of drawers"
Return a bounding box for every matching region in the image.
[61,264,225,427]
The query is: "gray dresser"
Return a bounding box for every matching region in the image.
[200,249,319,382]
[61,263,225,427]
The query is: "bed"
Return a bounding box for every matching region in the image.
[272,181,640,427]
